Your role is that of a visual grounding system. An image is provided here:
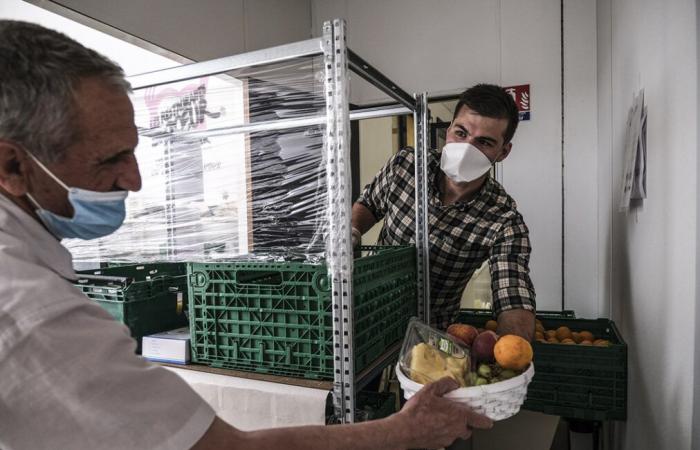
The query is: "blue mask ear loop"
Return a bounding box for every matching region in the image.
[25,151,70,190]
[23,150,71,215]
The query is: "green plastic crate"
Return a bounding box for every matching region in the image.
[75,263,189,351]
[187,246,417,379]
[455,309,627,421]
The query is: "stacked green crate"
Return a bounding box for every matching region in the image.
[187,246,416,379]
[456,309,627,421]
[74,263,189,352]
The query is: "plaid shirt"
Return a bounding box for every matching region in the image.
[357,148,536,329]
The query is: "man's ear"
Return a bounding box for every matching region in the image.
[0,141,31,196]
[496,142,512,162]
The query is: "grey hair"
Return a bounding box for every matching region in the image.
[0,20,131,163]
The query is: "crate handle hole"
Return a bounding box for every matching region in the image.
[238,270,283,286]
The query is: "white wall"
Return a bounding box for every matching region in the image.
[597,0,697,449]
[563,0,601,319]
[358,117,395,245]
[38,0,312,60]
[312,0,564,311]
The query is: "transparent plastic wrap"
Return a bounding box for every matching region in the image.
[398,318,471,387]
[66,57,329,264]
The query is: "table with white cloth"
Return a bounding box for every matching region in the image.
[164,365,332,431]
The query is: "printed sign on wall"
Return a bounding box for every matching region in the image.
[504,84,531,121]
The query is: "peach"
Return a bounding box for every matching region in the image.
[447,323,479,347]
[555,326,573,341]
[579,331,595,342]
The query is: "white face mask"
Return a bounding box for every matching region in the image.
[439,142,493,183]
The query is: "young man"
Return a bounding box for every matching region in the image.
[0,20,492,450]
[352,84,536,340]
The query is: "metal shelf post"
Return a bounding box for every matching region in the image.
[414,93,431,323]
[323,19,355,424]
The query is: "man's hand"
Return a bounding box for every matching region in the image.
[387,377,493,449]
[351,227,362,248]
[496,309,536,341]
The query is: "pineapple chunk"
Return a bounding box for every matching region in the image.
[409,343,467,386]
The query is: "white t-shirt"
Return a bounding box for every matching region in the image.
[0,195,216,450]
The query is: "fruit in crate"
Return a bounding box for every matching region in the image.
[472,330,498,362]
[555,326,573,341]
[537,327,607,346]
[579,330,595,342]
[494,334,533,371]
[447,323,479,346]
[408,343,468,386]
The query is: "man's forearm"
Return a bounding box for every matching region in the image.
[194,377,492,449]
[496,309,535,341]
[194,415,414,450]
[351,203,377,234]
[241,416,411,450]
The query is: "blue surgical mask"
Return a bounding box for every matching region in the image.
[25,152,128,240]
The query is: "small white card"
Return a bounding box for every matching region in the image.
[142,327,191,364]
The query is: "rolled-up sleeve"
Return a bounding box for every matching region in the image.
[356,151,402,222]
[488,215,536,316]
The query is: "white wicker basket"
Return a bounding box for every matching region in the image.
[395,362,535,421]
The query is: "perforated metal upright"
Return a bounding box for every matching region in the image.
[413,93,431,324]
[322,19,355,424]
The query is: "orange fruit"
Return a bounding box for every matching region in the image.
[485,320,499,332]
[555,326,573,341]
[535,331,544,341]
[579,331,595,342]
[546,337,559,343]
[535,323,545,334]
[571,332,582,343]
[545,330,557,340]
[560,338,575,345]
[594,339,610,347]
[494,335,533,370]
[580,340,593,346]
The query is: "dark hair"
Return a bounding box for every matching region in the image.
[0,20,130,163]
[452,83,519,144]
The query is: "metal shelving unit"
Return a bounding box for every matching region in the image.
[127,19,429,424]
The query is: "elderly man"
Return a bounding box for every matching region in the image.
[0,20,492,450]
